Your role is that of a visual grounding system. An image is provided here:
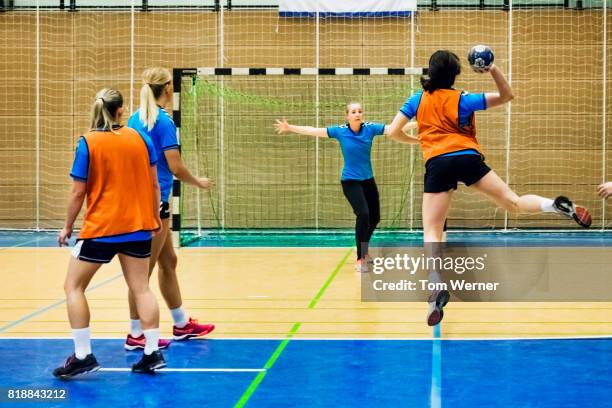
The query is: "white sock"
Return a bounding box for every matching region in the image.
[540,198,556,213]
[170,306,188,328]
[130,319,143,337]
[72,327,91,360]
[143,328,160,355]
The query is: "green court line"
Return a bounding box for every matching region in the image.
[308,248,353,309]
[234,322,301,408]
[234,248,352,408]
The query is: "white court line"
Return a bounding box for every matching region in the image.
[0,335,610,341]
[99,368,265,373]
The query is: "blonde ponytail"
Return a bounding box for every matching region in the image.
[139,67,172,131]
[89,88,123,133]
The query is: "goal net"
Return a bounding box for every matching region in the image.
[177,68,424,242]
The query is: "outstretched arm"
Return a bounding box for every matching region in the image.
[484,64,514,109]
[274,119,329,138]
[385,121,419,144]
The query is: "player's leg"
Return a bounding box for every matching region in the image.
[119,248,166,373]
[422,191,454,326]
[341,180,371,272]
[423,191,453,243]
[471,170,591,227]
[53,242,107,379]
[157,232,215,341]
[362,178,380,245]
[361,178,380,267]
[125,208,171,350]
[422,156,457,326]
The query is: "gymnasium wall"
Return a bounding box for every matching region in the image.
[1,7,610,229]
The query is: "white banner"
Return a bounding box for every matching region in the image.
[279,0,417,17]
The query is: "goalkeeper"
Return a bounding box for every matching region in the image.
[274,102,417,272]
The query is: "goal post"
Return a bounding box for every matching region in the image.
[173,66,425,245]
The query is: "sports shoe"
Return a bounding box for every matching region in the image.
[427,290,450,327]
[173,318,215,341]
[131,350,166,374]
[553,196,592,228]
[355,259,369,273]
[53,353,100,380]
[124,334,171,351]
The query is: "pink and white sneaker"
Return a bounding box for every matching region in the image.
[173,317,215,341]
[124,334,171,351]
[355,259,369,273]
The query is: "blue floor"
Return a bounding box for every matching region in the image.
[0,338,610,407]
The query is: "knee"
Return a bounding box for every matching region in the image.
[158,253,178,274]
[502,195,520,214]
[355,209,370,222]
[129,280,150,296]
[423,220,446,243]
[63,278,82,297]
[63,280,72,296]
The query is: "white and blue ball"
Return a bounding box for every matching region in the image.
[467,45,494,73]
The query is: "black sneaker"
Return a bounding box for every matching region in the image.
[427,290,450,327]
[53,353,100,380]
[131,350,166,374]
[553,196,592,228]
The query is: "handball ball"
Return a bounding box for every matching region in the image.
[468,45,494,73]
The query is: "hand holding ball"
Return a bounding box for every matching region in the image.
[468,45,494,73]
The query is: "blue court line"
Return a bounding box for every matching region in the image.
[430,326,442,408]
[0,236,44,251]
[0,272,123,333]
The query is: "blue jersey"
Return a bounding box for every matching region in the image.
[400,90,486,157]
[128,107,180,202]
[70,126,157,243]
[327,122,385,181]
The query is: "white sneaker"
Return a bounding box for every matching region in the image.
[355,259,369,273]
[552,196,591,228]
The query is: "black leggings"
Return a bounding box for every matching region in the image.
[341,178,380,260]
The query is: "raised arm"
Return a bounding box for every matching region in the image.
[274,119,329,138]
[385,110,411,142]
[385,120,419,144]
[484,64,514,109]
